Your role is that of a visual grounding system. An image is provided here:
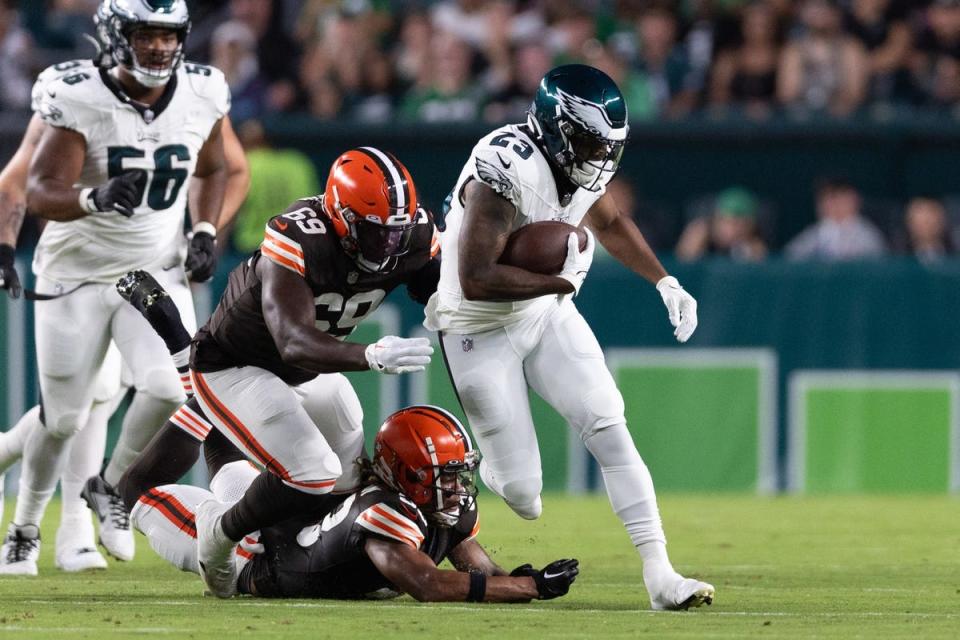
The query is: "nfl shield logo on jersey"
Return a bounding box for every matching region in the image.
[462,338,473,352]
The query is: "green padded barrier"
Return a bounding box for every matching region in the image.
[607,349,777,493]
[788,372,960,494]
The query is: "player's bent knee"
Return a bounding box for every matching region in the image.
[142,368,188,404]
[501,478,543,520]
[43,410,86,439]
[284,450,343,495]
[577,385,626,440]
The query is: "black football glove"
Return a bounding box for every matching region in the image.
[510,559,580,600]
[185,230,217,283]
[92,171,143,217]
[0,243,21,299]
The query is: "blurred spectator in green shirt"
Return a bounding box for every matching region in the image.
[230,120,320,254]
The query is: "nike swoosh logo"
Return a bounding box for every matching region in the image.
[497,153,511,169]
[275,221,289,231]
[543,570,567,580]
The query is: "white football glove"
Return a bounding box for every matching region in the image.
[557,228,595,298]
[364,336,434,374]
[656,275,698,343]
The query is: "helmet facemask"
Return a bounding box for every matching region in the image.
[558,121,627,192]
[101,0,191,88]
[330,196,419,273]
[114,22,188,87]
[420,451,480,527]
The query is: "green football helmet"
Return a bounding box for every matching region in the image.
[96,0,190,88]
[527,64,629,192]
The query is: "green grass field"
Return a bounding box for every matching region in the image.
[1,494,958,639]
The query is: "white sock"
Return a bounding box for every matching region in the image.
[104,393,180,486]
[584,423,676,582]
[60,399,110,520]
[209,461,259,504]
[0,406,41,472]
[14,428,72,527]
[172,346,190,369]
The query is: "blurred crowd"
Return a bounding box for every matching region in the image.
[4,0,959,261]
[643,177,960,262]
[5,0,960,123]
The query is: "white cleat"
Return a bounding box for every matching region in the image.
[648,574,715,611]
[55,516,108,572]
[82,474,135,561]
[195,499,238,598]
[0,523,41,576]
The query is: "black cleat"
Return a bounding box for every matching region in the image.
[116,270,169,314]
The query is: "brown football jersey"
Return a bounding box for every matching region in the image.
[191,197,440,385]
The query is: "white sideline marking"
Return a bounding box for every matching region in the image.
[21,600,960,618]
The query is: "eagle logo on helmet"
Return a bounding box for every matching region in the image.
[555,87,615,134]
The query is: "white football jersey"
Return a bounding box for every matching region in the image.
[425,124,605,333]
[32,61,230,284]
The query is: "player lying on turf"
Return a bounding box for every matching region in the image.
[134,404,579,602]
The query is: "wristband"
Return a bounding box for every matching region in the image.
[466,569,486,602]
[78,187,99,214]
[192,221,217,238]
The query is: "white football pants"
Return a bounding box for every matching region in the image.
[191,368,344,496]
[439,298,666,545]
[15,268,195,527]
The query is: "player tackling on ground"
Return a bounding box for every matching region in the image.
[133,404,579,602]
[424,64,714,610]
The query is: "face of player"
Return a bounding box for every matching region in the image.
[423,467,477,526]
[128,26,180,77]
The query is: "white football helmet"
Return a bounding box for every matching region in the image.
[96,0,190,88]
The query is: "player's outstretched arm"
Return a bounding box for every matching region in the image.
[586,190,698,343]
[365,537,548,603]
[447,537,509,576]
[259,258,370,373]
[0,114,46,298]
[459,180,576,301]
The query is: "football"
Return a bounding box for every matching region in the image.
[498,221,588,275]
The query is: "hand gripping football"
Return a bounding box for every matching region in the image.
[498,221,588,275]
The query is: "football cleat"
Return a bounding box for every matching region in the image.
[0,523,41,576]
[648,574,715,611]
[196,499,238,598]
[116,270,167,312]
[55,515,108,572]
[82,474,135,561]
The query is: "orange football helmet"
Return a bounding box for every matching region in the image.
[323,147,421,272]
[373,405,480,526]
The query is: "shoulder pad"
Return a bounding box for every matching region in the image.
[261,217,307,278]
[31,60,94,113]
[35,69,103,131]
[180,62,231,117]
[355,488,427,549]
